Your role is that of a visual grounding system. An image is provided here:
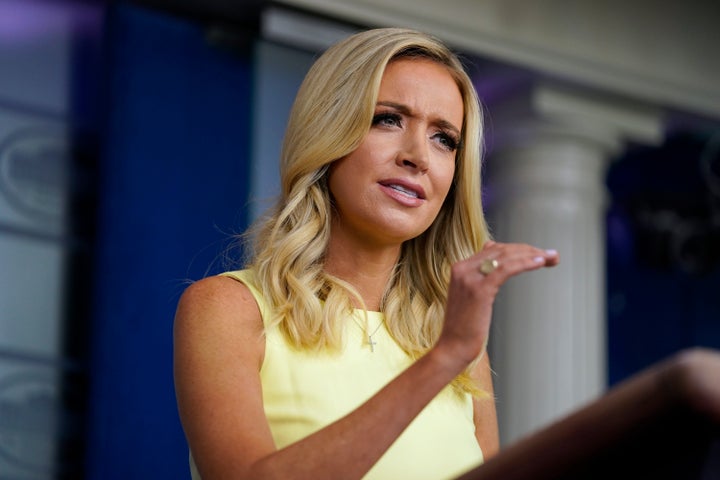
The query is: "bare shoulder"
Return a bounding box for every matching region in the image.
[177,274,259,318]
[174,274,264,369]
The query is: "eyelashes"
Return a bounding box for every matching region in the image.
[371,112,460,152]
[372,112,402,128]
[436,132,459,152]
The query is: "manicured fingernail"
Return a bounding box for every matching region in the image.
[545,249,557,255]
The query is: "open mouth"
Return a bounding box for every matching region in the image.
[379,180,425,200]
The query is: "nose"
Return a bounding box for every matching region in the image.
[396,128,429,173]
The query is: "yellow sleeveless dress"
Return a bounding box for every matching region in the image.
[189,269,483,480]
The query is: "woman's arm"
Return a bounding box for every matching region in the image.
[174,275,273,478]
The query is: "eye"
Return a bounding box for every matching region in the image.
[433,132,459,152]
[372,112,402,128]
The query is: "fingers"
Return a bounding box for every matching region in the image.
[473,242,559,282]
[439,242,559,364]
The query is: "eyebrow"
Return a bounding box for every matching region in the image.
[376,101,461,139]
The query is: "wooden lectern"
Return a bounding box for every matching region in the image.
[457,348,720,479]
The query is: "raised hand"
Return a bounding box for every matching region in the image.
[437,240,560,366]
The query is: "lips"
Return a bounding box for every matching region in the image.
[378,179,426,200]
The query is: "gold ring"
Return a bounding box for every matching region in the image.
[479,258,499,275]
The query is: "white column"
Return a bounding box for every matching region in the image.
[485,83,663,445]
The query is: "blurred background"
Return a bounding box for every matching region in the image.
[0,0,718,478]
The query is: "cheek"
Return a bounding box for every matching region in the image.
[436,163,456,199]
[328,157,368,210]
[327,165,348,205]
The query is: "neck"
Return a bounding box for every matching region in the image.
[324,232,401,312]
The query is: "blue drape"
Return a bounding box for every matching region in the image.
[86,4,253,478]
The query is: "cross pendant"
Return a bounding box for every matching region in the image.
[368,335,377,352]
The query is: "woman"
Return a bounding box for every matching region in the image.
[174,27,559,480]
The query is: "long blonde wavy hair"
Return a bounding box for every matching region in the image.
[245,27,490,395]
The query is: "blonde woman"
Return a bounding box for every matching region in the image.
[174,27,559,480]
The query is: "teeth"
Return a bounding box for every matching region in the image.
[389,184,418,198]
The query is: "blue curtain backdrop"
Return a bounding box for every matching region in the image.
[85,4,253,478]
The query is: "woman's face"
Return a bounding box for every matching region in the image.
[328,57,463,248]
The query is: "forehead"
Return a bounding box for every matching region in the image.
[378,58,464,125]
